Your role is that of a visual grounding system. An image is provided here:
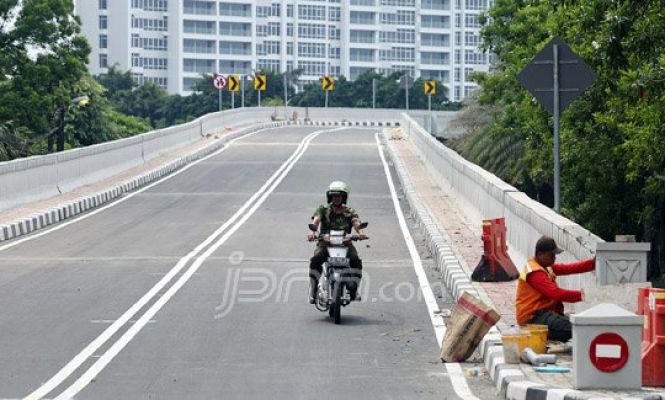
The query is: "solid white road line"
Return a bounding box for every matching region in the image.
[44,128,340,400]
[374,133,480,400]
[23,127,336,400]
[0,127,276,254]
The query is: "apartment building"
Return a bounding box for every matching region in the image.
[76,0,493,100]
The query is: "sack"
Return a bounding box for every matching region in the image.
[440,291,501,362]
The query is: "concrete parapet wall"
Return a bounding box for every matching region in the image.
[401,113,603,291]
[0,106,407,213]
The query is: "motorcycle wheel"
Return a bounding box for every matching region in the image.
[331,281,342,324]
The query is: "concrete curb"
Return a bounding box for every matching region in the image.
[0,122,285,244]
[288,120,400,127]
[381,131,665,400]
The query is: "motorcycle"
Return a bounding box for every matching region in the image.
[308,222,369,324]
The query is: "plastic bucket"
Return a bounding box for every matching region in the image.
[501,331,529,363]
[521,324,548,354]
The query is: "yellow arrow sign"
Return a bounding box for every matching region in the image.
[228,75,240,92]
[322,76,334,91]
[424,80,437,95]
[253,75,267,91]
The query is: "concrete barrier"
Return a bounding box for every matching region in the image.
[401,113,603,291]
[0,106,409,213]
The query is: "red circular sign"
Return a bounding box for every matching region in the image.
[589,332,629,372]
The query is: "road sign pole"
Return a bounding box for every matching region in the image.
[553,44,561,213]
[406,79,409,111]
[241,77,245,108]
[372,78,376,109]
[231,91,235,109]
[258,90,261,108]
[428,94,432,133]
[283,74,288,120]
[218,88,222,111]
[325,90,328,108]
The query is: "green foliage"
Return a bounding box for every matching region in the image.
[455,0,665,282]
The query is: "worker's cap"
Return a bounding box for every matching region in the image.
[535,236,564,255]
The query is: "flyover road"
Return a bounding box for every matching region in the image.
[0,126,499,399]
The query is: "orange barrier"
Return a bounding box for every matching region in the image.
[472,218,519,282]
[640,288,665,386]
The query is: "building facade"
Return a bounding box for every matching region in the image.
[77,0,493,100]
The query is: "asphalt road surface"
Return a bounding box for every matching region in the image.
[0,126,500,399]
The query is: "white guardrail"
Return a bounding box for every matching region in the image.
[401,113,604,291]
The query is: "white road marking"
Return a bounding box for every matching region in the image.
[0,127,277,254]
[40,128,341,400]
[22,127,336,400]
[374,133,480,400]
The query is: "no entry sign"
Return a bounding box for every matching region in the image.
[589,332,629,372]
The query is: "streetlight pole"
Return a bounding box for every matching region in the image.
[241,76,245,108]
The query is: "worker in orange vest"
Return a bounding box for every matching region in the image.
[515,236,595,342]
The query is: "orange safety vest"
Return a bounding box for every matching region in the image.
[515,258,561,325]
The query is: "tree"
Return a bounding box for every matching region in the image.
[0,0,90,154]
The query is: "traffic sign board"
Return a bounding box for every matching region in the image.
[589,332,629,372]
[517,37,596,115]
[212,74,227,90]
[254,75,266,91]
[228,75,240,92]
[322,76,334,91]
[399,75,414,89]
[424,81,436,95]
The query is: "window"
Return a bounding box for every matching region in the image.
[184,20,216,34]
[298,61,325,76]
[142,57,168,70]
[99,0,107,10]
[329,47,340,59]
[379,47,414,62]
[329,7,341,22]
[420,69,449,82]
[454,85,461,100]
[350,48,374,62]
[455,13,461,28]
[465,0,487,10]
[257,4,280,17]
[464,67,473,80]
[220,3,251,17]
[465,32,482,47]
[99,34,107,49]
[421,33,449,47]
[379,29,414,44]
[465,14,480,28]
[131,0,168,11]
[183,58,216,73]
[257,59,281,72]
[219,41,252,55]
[184,0,216,15]
[256,41,280,55]
[351,0,375,5]
[99,16,108,30]
[454,67,461,82]
[219,60,251,74]
[380,10,414,25]
[328,26,340,40]
[99,53,108,68]
[464,49,486,64]
[183,39,216,53]
[183,77,198,91]
[131,16,168,31]
[421,15,450,29]
[257,22,279,36]
[350,30,375,43]
[455,32,461,45]
[220,22,251,36]
[287,23,294,36]
[380,0,414,6]
[350,11,375,25]
[287,42,293,54]
[133,36,167,50]
[298,23,326,39]
[421,51,449,65]
[287,5,293,17]
[298,5,326,20]
[298,42,326,58]
[454,49,461,64]
[350,67,374,80]
[421,0,449,10]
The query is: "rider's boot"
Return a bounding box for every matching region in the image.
[348,282,361,301]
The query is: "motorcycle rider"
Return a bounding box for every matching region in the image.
[307,181,367,304]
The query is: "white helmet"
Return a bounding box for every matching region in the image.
[326,181,349,203]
